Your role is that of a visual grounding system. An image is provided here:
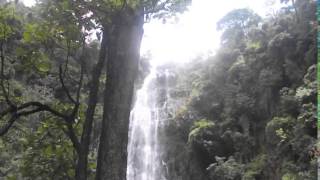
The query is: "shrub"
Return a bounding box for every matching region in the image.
[265,116,295,145]
[188,119,214,142]
[243,154,267,180]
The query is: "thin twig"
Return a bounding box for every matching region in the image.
[59,65,77,104]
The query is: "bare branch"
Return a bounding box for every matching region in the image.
[17,101,69,119]
[0,101,70,136]
[59,65,77,104]
[63,123,81,153]
[63,39,71,78]
[0,115,17,136]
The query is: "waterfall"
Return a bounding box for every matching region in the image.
[127,66,169,180]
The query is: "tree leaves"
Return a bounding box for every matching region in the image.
[217,8,261,31]
[17,49,52,74]
[0,6,21,41]
[35,59,51,73]
[23,23,47,43]
[217,8,262,47]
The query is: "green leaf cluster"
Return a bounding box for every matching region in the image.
[188,119,214,141]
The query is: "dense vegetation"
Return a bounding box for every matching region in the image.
[157,0,317,180]
[0,0,317,180]
[0,0,189,179]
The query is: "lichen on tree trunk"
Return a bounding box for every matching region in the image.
[96,10,144,180]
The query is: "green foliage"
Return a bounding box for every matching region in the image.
[0,0,316,179]
[217,8,261,31]
[23,23,50,43]
[242,154,267,180]
[0,1,91,179]
[192,119,215,129]
[265,116,295,145]
[0,123,28,178]
[188,119,214,141]
[246,41,261,50]
[280,158,317,180]
[268,32,293,50]
[217,8,261,47]
[16,49,52,74]
[295,87,313,100]
[0,6,21,40]
[163,1,316,180]
[228,56,246,74]
[282,173,298,180]
[209,156,244,180]
[20,116,76,179]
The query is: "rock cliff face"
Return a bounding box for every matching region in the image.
[154,1,317,179]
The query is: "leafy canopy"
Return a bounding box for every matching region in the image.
[217,8,261,31]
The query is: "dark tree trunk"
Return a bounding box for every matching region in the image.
[75,30,109,180]
[96,10,144,180]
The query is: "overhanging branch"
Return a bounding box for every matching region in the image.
[0,101,70,136]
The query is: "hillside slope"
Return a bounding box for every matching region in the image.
[158,1,317,179]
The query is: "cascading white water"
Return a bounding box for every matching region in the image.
[127,66,169,180]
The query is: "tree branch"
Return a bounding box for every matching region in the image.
[59,65,77,104]
[0,101,70,136]
[0,115,17,136]
[17,101,69,119]
[63,123,81,153]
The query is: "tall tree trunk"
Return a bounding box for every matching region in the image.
[96,10,144,180]
[75,29,109,180]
